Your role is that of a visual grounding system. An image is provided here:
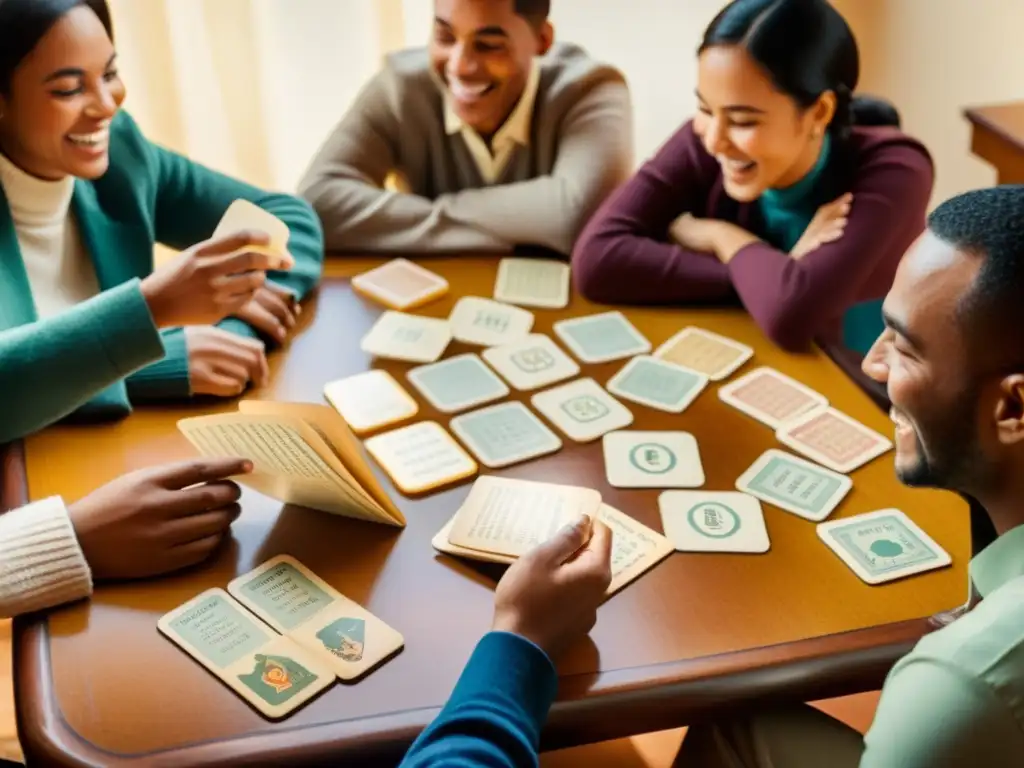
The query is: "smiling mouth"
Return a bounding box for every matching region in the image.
[448,78,496,105]
[890,408,915,437]
[67,122,110,149]
[718,156,757,176]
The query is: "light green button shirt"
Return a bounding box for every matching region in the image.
[862,523,1024,766]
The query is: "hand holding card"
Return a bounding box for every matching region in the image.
[213,199,294,270]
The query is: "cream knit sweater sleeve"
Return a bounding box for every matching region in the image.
[0,497,92,618]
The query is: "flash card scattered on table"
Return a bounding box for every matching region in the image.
[363,421,477,494]
[777,407,893,474]
[817,509,951,585]
[736,449,852,522]
[481,334,580,391]
[228,556,405,680]
[718,367,828,429]
[360,311,451,363]
[655,327,753,380]
[659,491,769,554]
[493,257,571,309]
[351,259,449,311]
[323,370,419,435]
[531,378,633,442]
[158,588,333,719]
[450,401,561,468]
[607,356,709,413]
[554,311,651,364]
[407,353,510,413]
[449,296,534,347]
[603,431,704,488]
[213,199,294,270]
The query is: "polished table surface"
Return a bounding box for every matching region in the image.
[5,257,968,766]
[965,101,1024,184]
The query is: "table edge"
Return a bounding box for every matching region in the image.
[964,104,1024,151]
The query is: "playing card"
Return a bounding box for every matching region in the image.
[228,556,405,680]
[493,257,570,309]
[655,327,753,380]
[157,588,333,719]
[213,199,294,270]
[407,353,511,413]
[448,296,535,347]
[602,431,705,488]
[817,509,952,585]
[363,421,477,494]
[351,259,449,311]
[450,401,562,468]
[606,355,709,413]
[736,449,852,522]
[659,491,769,553]
[323,369,419,435]
[481,333,580,391]
[531,378,633,442]
[777,407,893,474]
[360,311,452,363]
[718,367,828,429]
[554,311,651,364]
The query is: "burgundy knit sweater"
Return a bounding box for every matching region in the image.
[572,120,934,351]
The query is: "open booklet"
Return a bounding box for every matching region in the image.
[432,476,673,597]
[177,400,405,527]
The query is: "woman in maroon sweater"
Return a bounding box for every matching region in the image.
[572,0,933,352]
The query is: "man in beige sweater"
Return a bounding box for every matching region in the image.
[299,0,633,257]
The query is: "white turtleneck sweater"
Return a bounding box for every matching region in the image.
[0,153,95,618]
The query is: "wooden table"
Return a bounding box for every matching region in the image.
[4,257,968,767]
[965,102,1024,183]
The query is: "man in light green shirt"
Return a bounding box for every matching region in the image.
[678,185,1024,766]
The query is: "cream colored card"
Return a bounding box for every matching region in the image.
[324,369,419,435]
[228,556,404,681]
[449,296,535,347]
[659,491,770,554]
[360,311,452,363]
[493,257,570,309]
[602,431,704,488]
[351,259,449,311]
[531,378,633,442]
[213,199,294,270]
[407,354,511,414]
[158,588,333,719]
[776,407,893,474]
[481,333,580,392]
[719,367,828,429]
[447,475,602,558]
[655,327,753,380]
[363,421,477,494]
[554,311,651,364]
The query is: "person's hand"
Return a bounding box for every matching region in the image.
[185,326,269,397]
[791,193,853,259]
[491,516,613,659]
[232,284,301,344]
[669,213,719,253]
[68,458,253,580]
[140,230,282,328]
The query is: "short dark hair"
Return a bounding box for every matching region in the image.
[929,185,1024,364]
[699,0,898,140]
[513,0,550,25]
[0,0,113,95]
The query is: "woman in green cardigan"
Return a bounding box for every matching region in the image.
[0,0,324,444]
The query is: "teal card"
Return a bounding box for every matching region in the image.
[451,402,560,467]
[609,356,707,411]
[409,354,509,412]
[236,562,334,631]
[237,653,320,705]
[746,456,843,516]
[555,312,651,362]
[165,592,268,669]
[824,514,939,576]
[316,617,367,662]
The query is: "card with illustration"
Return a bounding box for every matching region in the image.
[481,333,580,391]
[776,407,893,474]
[817,509,952,585]
[363,421,478,494]
[407,353,511,413]
[554,311,652,364]
[603,430,705,488]
[323,369,419,435]
[360,311,452,363]
[448,296,535,347]
[654,327,753,380]
[450,401,562,468]
[531,377,633,442]
[351,258,449,311]
[736,449,852,522]
[493,257,571,309]
[606,355,709,413]
[718,367,828,429]
[228,556,405,681]
[158,588,333,718]
[659,491,770,554]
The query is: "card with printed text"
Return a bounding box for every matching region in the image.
[655,327,753,380]
[481,334,580,392]
[531,378,633,442]
[407,353,511,413]
[351,259,449,311]
[607,355,709,413]
[360,311,452,363]
[777,407,892,474]
[659,491,770,554]
[603,431,705,488]
[363,421,477,494]
[554,311,651,364]
[718,367,828,429]
[448,296,535,347]
[450,401,562,468]
[493,257,571,309]
[736,449,852,522]
[323,369,419,435]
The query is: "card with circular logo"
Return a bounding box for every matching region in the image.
[602,430,704,488]
[658,491,770,553]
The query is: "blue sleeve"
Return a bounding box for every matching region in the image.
[399,631,558,768]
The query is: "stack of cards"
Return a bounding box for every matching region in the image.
[363,421,478,495]
[352,259,449,311]
[449,296,534,346]
[493,257,571,309]
[323,369,419,435]
[718,367,828,428]
[659,491,770,554]
[554,311,651,364]
[817,509,951,585]
[736,449,852,522]
[607,356,709,413]
[451,401,562,468]
[361,311,452,363]
[531,378,633,442]
[655,327,753,380]
[213,199,294,270]
[407,354,510,414]
[603,431,704,488]
[777,407,892,474]
[481,334,580,392]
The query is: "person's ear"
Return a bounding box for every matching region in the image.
[994,374,1024,445]
[535,20,554,55]
[809,91,837,139]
